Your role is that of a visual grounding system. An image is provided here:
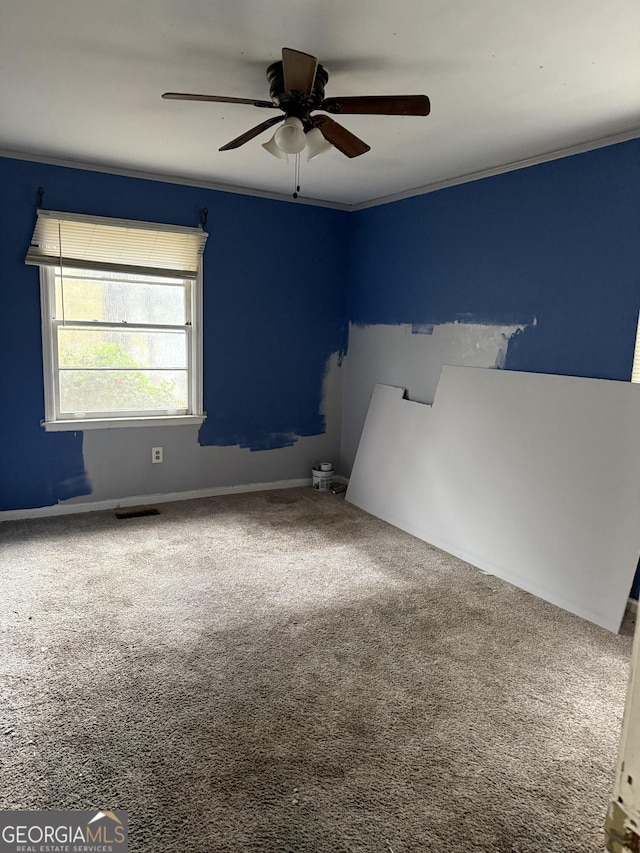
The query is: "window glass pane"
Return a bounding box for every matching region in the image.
[59,370,188,413]
[58,327,187,370]
[54,271,186,324]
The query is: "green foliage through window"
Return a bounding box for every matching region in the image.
[58,341,185,412]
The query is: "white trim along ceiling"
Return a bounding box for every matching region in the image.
[1,0,639,207]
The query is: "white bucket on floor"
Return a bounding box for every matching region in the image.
[312,465,333,491]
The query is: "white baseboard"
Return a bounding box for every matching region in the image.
[0,478,312,522]
[628,598,638,615]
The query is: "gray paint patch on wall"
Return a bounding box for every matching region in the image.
[411,323,435,335]
[340,321,528,474]
[66,353,344,507]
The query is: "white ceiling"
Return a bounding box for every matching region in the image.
[1,0,639,208]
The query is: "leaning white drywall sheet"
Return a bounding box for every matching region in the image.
[346,367,640,632]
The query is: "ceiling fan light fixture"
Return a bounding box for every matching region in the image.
[262,134,290,163]
[273,116,306,154]
[305,127,333,162]
[165,48,430,165]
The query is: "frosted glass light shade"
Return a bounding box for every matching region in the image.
[273,117,306,154]
[262,135,290,163]
[305,128,333,162]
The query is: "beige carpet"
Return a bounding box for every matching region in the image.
[0,488,633,852]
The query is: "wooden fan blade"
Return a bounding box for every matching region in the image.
[313,116,370,158]
[163,92,276,109]
[281,48,318,96]
[321,95,430,116]
[218,116,284,151]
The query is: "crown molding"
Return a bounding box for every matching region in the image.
[0,147,351,211]
[351,125,640,211]
[2,123,639,213]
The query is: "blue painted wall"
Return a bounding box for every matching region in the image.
[3,137,640,617]
[0,157,349,511]
[349,139,640,381]
[348,138,640,596]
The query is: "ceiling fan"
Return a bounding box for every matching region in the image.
[162,48,430,160]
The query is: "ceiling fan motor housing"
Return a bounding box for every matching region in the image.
[266,61,329,125]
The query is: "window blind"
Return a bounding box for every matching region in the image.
[25,210,208,280]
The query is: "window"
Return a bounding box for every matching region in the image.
[26,211,208,430]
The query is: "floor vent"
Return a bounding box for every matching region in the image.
[114,508,160,520]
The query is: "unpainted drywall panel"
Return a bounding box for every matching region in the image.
[346,367,640,632]
[340,322,526,475]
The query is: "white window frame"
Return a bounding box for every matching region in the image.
[39,266,205,431]
[29,212,207,431]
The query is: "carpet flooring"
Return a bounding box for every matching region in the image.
[0,488,634,852]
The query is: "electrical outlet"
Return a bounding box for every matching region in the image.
[152,447,163,464]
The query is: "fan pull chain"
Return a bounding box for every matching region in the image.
[293,153,301,199]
